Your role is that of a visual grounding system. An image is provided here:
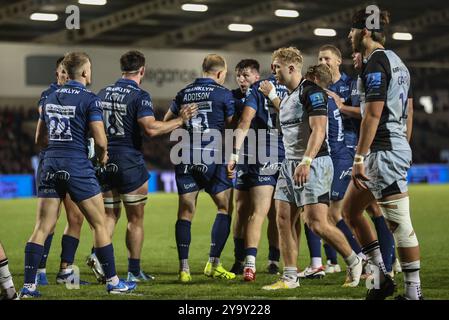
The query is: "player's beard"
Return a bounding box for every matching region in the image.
[352,30,364,54]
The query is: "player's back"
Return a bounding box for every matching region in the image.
[359,49,410,151]
[97,78,153,155]
[42,80,102,158]
[171,77,234,140]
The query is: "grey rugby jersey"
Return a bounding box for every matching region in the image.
[357,49,411,151]
[279,78,329,160]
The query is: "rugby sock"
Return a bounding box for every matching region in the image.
[0,258,14,289]
[60,235,79,265]
[24,242,44,285]
[245,248,257,269]
[95,244,117,280]
[283,267,298,282]
[304,224,322,261]
[344,251,359,267]
[324,243,338,264]
[362,241,387,283]
[268,246,280,263]
[209,213,231,259]
[38,232,54,269]
[175,219,191,260]
[401,260,422,300]
[372,215,395,272]
[336,219,362,254]
[234,238,245,263]
[180,259,190,272]
[128,258,140,276]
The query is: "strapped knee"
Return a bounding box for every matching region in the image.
[104,197,121,209]
[377,197,418,248]
[120,194,147,206]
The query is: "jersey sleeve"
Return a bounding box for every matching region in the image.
[223,89,235,118]
[38,91,47,110]
[87,96,104,122]
[363,52,389,103]
[137,91,154,118]
[244,84,260,111]
[303,86,328,116]
[407,79,413,98]
[349,79,360,107]
[169,91,183,116]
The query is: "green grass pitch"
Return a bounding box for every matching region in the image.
[1,184,448,300]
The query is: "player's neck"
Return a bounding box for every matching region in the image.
[287,74,302,92]
[122,76,140,86]
[332,70,341,84]
[70,77,87,86]
[363,42,384,59]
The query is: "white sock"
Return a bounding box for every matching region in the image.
[402,260,422,300]
[106,275,119,286]
[37,268,46,274]
[0,260,13,290]
[283,267,298,281]
[24,283,36,291]
[268,260,279,266]
[209,257,220,266]
[344,251,358,267]
[245,255,256,270]
[180,259,189,272]
[59,267,73,275]
[357,252,366,261]
[311,257,322,269]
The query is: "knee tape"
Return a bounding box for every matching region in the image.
[377,197,418,248]
[104,197,121,209]
[120,194,147,206]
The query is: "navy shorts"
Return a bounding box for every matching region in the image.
[235,160,282,191]
[100,153,149,194]
[37,157,101,203]
[175,163,232,195]
[330,155,353,201]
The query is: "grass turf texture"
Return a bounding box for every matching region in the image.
[1,184,448,300]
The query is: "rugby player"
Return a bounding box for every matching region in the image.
[262,47,362,290]
[0,242,18,300]
[95,50,197,282]
[345,9,422,300]
[164,54,235,282]
[19,52,136,297]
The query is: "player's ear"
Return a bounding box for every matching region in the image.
[140,66,145,76]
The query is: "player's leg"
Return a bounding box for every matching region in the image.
[262,199,300,290]
[122,181,154,282]
[206,187,235,279]
[35,223,55,286]
[242,185,273,281]
[231,189,251,274]
[0,242,18,300]
[378,192,422,300]
[176,191,199,282]
[300,222,324,278]
[366,202,397,275]
[56,194,86,284]
[266,201,280,274]
[20,197,61,298]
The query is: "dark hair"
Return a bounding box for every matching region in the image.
[120,50,146,73]
[202,54,226,73]
[305,64,333,87]
[56,56,65,68]
[352,9,390,45]
[318,45,342,60]
[62,52,91,79]
[235,59,260,73]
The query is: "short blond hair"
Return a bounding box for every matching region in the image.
[271,47,303,67]
[62,52,91,79]
[305,64,333,87]
[202,54,227,74]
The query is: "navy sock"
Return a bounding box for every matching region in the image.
[94,244,117,279]
[24,242,44,284]
[372,216,395,272]
[60,235,79,265]
[234,238,245,262]
[175,219,191,260]
[209,213,231,258]
[38,233,54,269]
[268,246,280,262]
[245,247,258,257]
[304,223,322,258]
[324,243,338,264]
[128,258,140,276]
[336,219,362,254]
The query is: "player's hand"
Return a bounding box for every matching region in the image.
[227,159,237,179]
[180,103,198,122]
[324,89,344,110]
[99,150,108,167]
[293,163,310,187]
[258,80,275,97]
[351,162,369,190]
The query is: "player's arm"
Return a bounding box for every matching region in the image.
[139,104,197,137]
[325,89,361,119]
[406,98,413,142]
[89,120,108,166]
[259,80,281,111]
[35,118,48,147]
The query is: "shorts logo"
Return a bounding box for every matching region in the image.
[339,168,352,180]
[258,176,271,182]
[332,191,340,197]
[187,163,208,174]
[183,183,196,190]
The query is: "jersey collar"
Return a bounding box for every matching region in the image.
[117,78,139,87]
[195,77,217,85]
[66,80,86,88]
